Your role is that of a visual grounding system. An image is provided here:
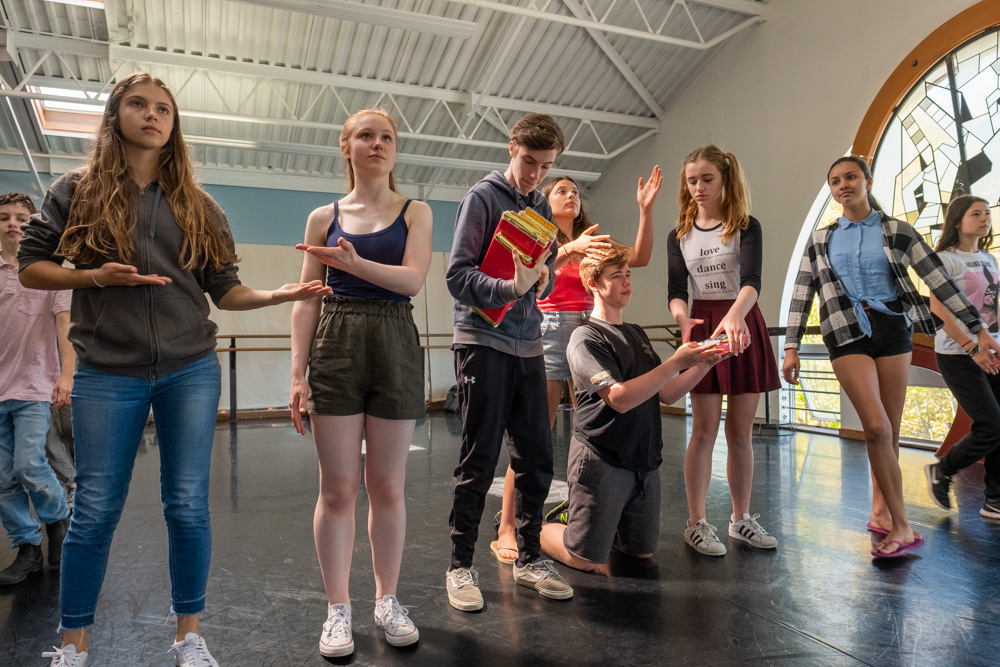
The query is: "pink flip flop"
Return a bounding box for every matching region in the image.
[866,522,890,536]
[871,536,925,558]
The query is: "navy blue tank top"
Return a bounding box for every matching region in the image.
[325,200,411,302]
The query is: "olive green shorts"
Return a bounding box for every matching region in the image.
[307,297,425,419]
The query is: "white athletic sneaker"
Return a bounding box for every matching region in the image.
[319,603,354,657]
[374,594,419,647]
[169,632,220,667]
[729,513,778,549]
[42,644,88,667]
[684,519,727,556]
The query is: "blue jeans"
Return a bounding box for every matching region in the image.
[60,354,221,630]
[0,400,70,547]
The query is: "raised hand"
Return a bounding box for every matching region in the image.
[637,165,663,210]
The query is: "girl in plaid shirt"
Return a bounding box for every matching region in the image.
[782,157,1000,557]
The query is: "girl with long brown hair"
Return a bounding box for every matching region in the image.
[668,145,781,557]
[923,195,1000,519]
[19,71,330,667]
[289,107,432,657]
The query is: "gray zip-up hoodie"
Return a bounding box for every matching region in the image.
[18,171,242,379]
[446,171,557,357]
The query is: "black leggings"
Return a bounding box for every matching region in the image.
[937,352,1000,501]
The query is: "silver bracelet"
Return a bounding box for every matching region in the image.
[91,269,105,288]
[966,343,980,357]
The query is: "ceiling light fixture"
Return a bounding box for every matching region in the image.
[40,0,105,9]
[231,0,477,39]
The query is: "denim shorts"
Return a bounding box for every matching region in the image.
[308,298,425,419]
[541,310,589,381]
[824,309,913,361]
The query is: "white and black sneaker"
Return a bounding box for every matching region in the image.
[981,499,1000,520]
[925,463,953,510]
[684,519,726,556]
[319,603,354,657]
[729,513,778,549]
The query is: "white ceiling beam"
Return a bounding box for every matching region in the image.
[230,0,478,39]
[6,35,658,129]
[687,0,768,17]
[0,84,646,161]
[184,134,602,182]
[440,0,764,49]
[108,44,658,129]
[560,0,664,119]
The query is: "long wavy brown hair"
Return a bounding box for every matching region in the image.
[935,194,993,252]
[675,145,751,244]
[541,176,594,245]
[58,72,238,270]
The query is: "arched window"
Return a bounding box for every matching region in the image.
[780,13,1000,443]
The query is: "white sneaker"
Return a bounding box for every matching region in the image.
[374,594,419,647]
[42,644,88,667]
[319,603,354,657]
[169,633,220,667]
[684,519,727,556]
[729,513,778,549]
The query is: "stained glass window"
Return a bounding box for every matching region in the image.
[785,27,1000,443]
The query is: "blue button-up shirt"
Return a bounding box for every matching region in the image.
[828,209,902,336]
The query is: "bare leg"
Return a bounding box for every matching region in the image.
[61,628,87,651]
[546,379,564,428]
[311,414,365,604]
[176,614,199,642]
[832,354,918,552]
[540,523,596,571]
[724,393,761,520]
[363,415,415,599]
[496,465,518,560]
[872,352,909,529]
[685,393,724,525]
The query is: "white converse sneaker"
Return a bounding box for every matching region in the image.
[374,594,419,647]
[42,644,88,667]
[319,603,354,657]
[169,632,219,667]
[684,519,727,556]
[729,513,778,549]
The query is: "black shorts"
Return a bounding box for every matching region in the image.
[824,309,913,361]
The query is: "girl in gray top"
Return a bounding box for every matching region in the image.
[20,72,329,667]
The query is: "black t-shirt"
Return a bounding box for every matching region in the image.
[567,318,663,472]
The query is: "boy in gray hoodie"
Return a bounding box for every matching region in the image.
[444,114,572,611]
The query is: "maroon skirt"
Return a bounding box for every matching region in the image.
[688,299,781,395]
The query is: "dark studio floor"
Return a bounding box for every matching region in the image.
[2,412,1000,667]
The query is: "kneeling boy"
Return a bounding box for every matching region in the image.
[540,245,724,570]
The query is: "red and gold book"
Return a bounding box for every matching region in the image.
[474,207,558,327]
